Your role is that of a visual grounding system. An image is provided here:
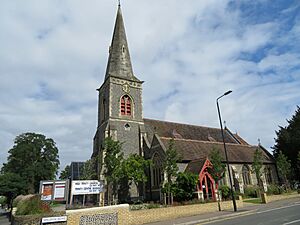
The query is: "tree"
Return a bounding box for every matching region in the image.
[162,138,180,205]
[123,154,151,197]
[0,172,26,213]
[252,148,263,190]
[208,147,225,211]
[59,165,71,180]
[103,137,124,205]
[1,133,60,193]
[173,172,198,202]
[273,106,300,181]
[297,151,300,173]
[80,158,98,180]
[209,147,226,185]
[276,151,292,187]
[0,196,6,207]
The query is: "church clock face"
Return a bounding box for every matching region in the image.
[122,84,130,93]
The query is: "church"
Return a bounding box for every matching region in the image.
[92,5,278,203]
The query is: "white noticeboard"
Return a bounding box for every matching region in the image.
[71,180,103,195]
[54,182,66,200]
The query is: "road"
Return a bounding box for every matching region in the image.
[0,209,10,225]
[202,201,300,225]
[145,197,300,225]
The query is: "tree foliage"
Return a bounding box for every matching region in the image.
[276,151,292,186]
[273,106,300,181]
[103,137,124,202]
[1,133,60,193]
[173,172,198,202]
[0,172,26,210]
[208,147,225,210]
[162,138,180,204]
[252,148,263,188]
[297,151,300,173]
[208,147,225,184]
[163,139,180,183]
[80,157,98,180]
[123,154,150,189]
[59,165,71,180]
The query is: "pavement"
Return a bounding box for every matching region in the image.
[0,209,10,225]
[144,196,300,225]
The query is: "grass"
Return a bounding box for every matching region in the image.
[243,198,262,204]
[49,202,65,207]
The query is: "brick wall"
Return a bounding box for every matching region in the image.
[128,200,243,225]
[66,200,243,225]
[267,192,299,202]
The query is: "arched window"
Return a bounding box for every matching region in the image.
[242,165,251,185]
[120,95,132,116]
[264,167,272,184]
[152,153,163,187]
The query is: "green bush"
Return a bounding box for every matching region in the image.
[173,172,198,202]
[244,186,259,198]
[0,196,6,206]
[16,195,52,215]
[146,203,162,209]
[219,185,231,200]
[130,203,163,210]
[266,184,282,195]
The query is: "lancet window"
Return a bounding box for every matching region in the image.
[242,165,251,185]
[120,95,132,116]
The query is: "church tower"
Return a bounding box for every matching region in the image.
[93,5,145,180]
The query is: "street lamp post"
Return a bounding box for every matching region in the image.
[216,90,237,212]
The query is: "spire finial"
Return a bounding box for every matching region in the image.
[118,0,121,7]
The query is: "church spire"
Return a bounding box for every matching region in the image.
[105,5,137,80]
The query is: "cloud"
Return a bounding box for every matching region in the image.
[0,0,299,172]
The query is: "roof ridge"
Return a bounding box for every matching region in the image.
[160,136,255,147]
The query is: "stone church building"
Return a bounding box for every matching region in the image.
[92,5,278,202]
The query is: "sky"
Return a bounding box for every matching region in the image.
[0,0,299,172]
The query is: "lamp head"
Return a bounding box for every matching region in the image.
[224,90,232,96]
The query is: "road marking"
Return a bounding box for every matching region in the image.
[257,203,300,214]
[175,202,300,225]
[174,211,256,225]
[198,212,256,224]
[283,219,300,225]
